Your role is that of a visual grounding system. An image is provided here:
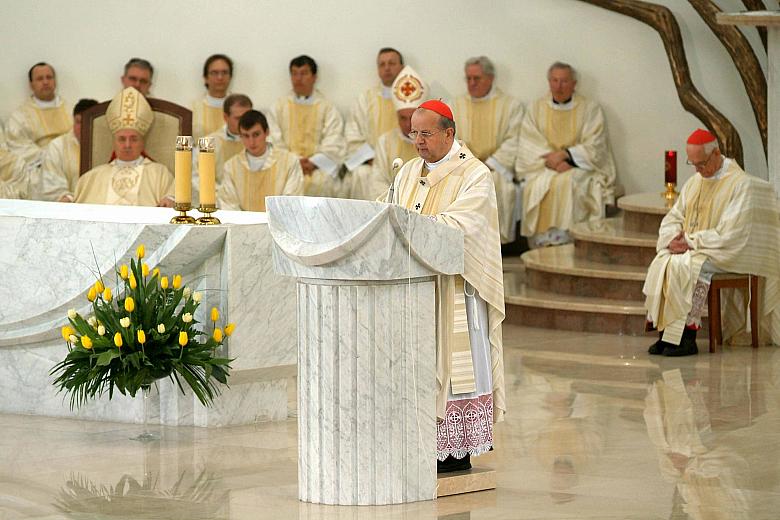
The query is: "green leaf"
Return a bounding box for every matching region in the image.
[96,350,121,366]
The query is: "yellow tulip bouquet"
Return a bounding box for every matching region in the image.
[51,244,234,409]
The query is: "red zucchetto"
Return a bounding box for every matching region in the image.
[419,99,453,121]
[687,128,717,145]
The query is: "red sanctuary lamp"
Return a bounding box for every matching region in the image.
[662,150,678,204]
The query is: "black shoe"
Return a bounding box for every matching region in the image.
[437,454,472,473]
[648,332,672,355]
[663,328,699,357]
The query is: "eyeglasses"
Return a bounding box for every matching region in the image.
[686,151,714,169]
[208,70,231,77]
[408,129,444,140]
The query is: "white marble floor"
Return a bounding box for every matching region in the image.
[3,324,780,519]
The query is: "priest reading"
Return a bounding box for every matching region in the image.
[385,100,506,472]
[270,55,345,198]
[515,62,617,247]
[6,62,71,168]
[217,110,303,211]
[454,56,524,243]
[367,64,426,201]
[644,129,780,356]
[74,87,174,207]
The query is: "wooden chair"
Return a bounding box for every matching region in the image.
[707,273,759,352]
[79,98,192,175]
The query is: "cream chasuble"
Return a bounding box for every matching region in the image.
[455,88,524,243]
[217,147,304,211]
[192,96,226,139]
[344,86,397,167]
[643,160,780,345]
[206,125,244,185]
[0,124,28,199]
[75,157,174,206]
[367,128,417,201]
[6,97,71,165]
[270,91,345,198]
[385,143,506,424]
[38,131,79,201]
[515,93,617,237]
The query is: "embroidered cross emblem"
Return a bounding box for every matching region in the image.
[419,179,425,186]
[400,81,416,97]
[459,153,466,160]
[415,203,421,210]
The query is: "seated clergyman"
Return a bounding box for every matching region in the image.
[217,109,303,211]
[644,129,780,356]
[74,87,174,207]
[514,61,617,248]
[120,57,154,97]
[384,99,506,473]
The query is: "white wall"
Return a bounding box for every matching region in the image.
[0,0,772,194]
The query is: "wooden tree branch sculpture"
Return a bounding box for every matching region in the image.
[690,0,767,155]
[578,0,743,165]
[742,0,768,51]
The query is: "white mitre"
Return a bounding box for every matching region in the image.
[106,87,154,136]
[391,65,428,112]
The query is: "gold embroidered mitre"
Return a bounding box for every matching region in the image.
[392,65,428,111]
[106,87,154,136]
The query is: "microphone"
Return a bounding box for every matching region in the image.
[387,158,404,203]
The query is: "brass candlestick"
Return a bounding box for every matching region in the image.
[661,181,678,207]
[170,202,196,224]
[196,204,221,225]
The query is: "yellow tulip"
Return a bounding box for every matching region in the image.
[129,273,137,290]
[124,296,135,312]
[120,264,129,280]
[114,332,123,347]
[136,244,145,259]
[210,307,219,322]
[81,335,93,349]
[61,325,74,341]
[225,323,236,337]
[103,287,112,302]
[142,263,149,277]
[137,330,146,344]
[213,328,223,342]
[178,331,188,347]
[152,267,160,278]
[160,276,169,289]
[87,286,97,302]
[172,274,182,290]
[95,280,104,293]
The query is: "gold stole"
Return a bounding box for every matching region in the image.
[402,158,476,395]
[683,171,740,233]
[464,98,497,161]
[535,101,580,232]
[201,102,224,138]
[287,100,318,158]
[238,159,278,212]
[220,139,244,169]
[371,95,396,145]
[33,104,71,147]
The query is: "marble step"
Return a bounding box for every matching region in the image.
[618,192,670,234]
[571,218,657,267]
[522,244,646,300]
[504,281,649,335]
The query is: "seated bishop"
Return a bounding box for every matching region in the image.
[343,47,404,199]
[74,87,174,207]
[270,55,345,198]
[644,129,780,356]
[515,61,617,248]
[217,109,303,211]
[6,62,71,169]
[37,99,98,202]
[365,65,426,201]
[455,56,524,243]
[384,100,506,473]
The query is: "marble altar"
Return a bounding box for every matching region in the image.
[0,200,297,427]
[267,196,464,506]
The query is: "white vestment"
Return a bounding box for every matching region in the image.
[75,157,174,207]
[38,130,79,201]
[6,96,71,167]
[192,94,227,139]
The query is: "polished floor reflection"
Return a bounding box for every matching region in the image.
[3,325,780,519]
